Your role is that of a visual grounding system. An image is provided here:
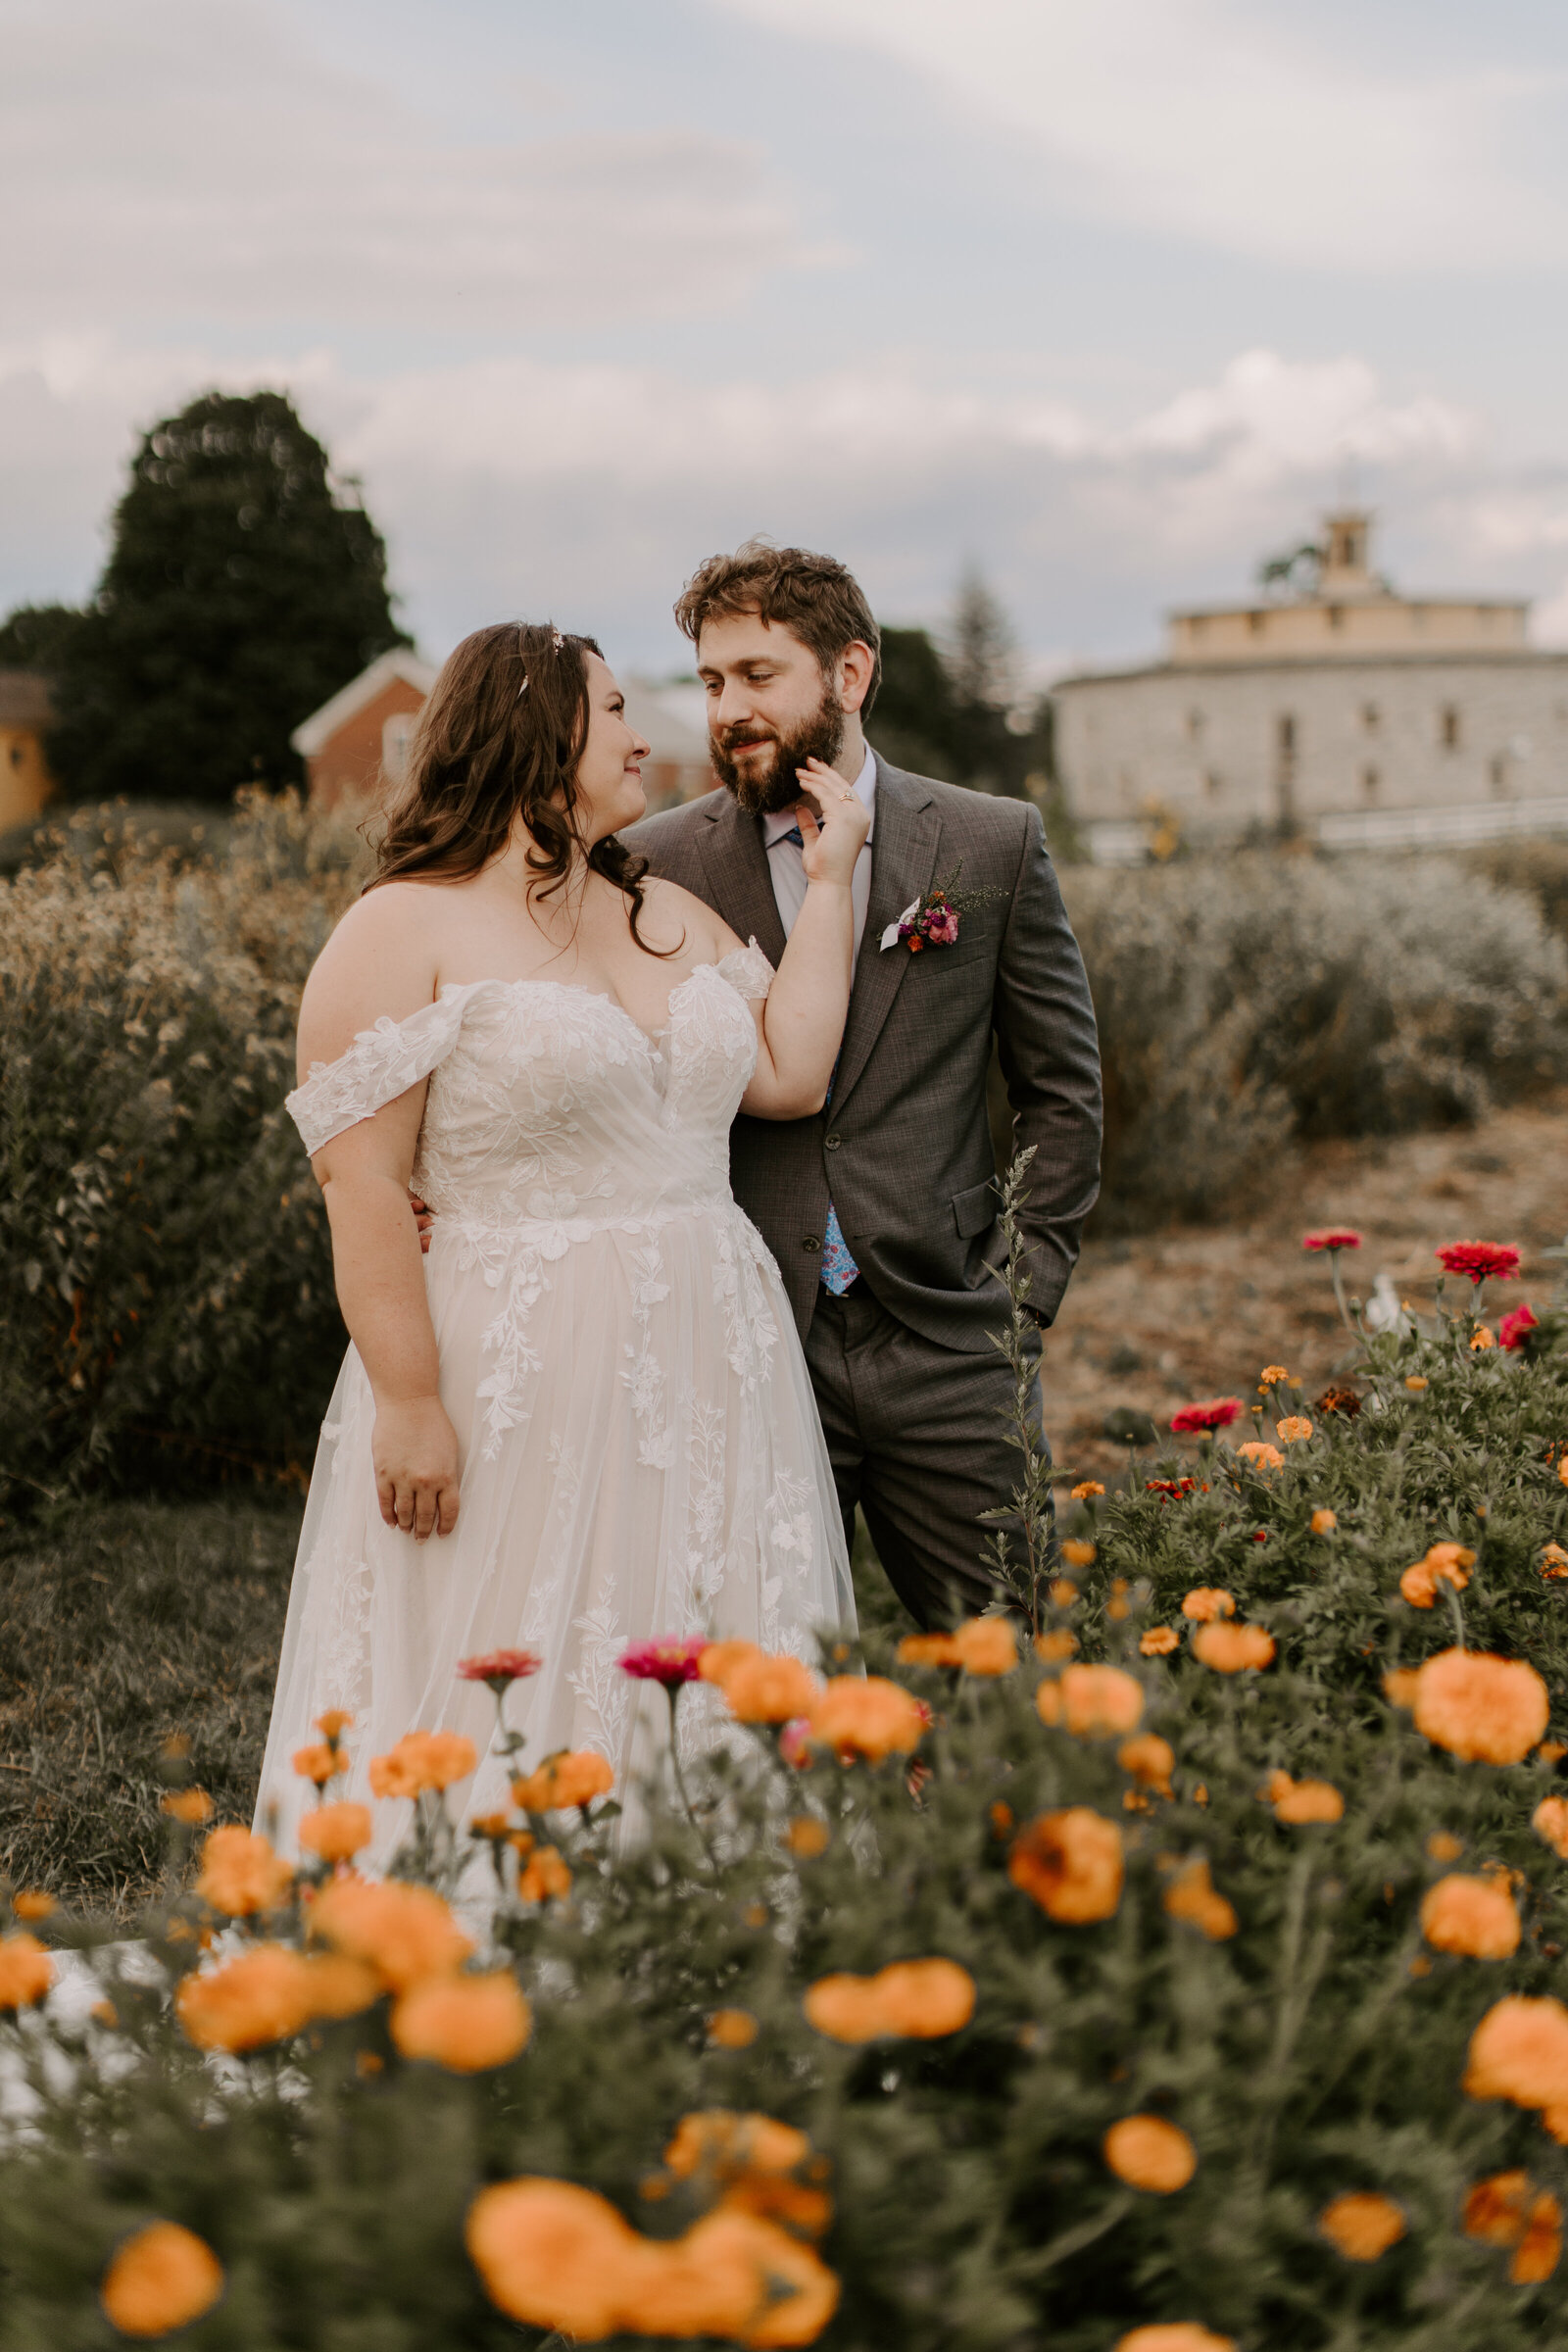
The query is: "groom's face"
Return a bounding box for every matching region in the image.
[698,612,846,816]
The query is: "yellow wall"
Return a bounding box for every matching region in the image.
[0,727,55,831]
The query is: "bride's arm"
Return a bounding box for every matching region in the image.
[298,895,460,1544]
[735,759,869,1119]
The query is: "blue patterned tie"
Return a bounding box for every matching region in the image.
[776,826,860,1295]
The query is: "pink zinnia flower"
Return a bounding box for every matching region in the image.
[618,1638,708,1687]
[456,1649,542,1690]
[779,1718,813,1769]
[1170,1397,1244,1435]
[924,906,959,945]
[1302,1229,1362,1253]
[1437,1241,1522,1286]
[1499,1303,1540,1351]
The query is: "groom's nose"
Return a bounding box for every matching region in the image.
[712,676,759,732]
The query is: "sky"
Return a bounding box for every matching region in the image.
[8,0,1568,681]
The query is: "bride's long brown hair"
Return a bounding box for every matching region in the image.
[368,620,663,948]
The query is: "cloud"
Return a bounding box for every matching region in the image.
[4,0,814,332]
[713,0,1568,273]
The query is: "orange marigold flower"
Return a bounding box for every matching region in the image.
[300,1953,380,2020]
[1463,2169,1532,2245]
[1421,1873,1521,1959]
[1512,2191,1563,2283]
[176,1945,315,2051]
[466,2179,656,2337]
[470,1812,513,1841]
[1071,1480,1105,1501]
[1007,1808,1124,1924]
[310,1876,473,1991]
[1060,1538,1097,1568]
[10,1889,55,1922]
[1236,1441,1285,1470]
[1193,1622,1275,1674]
[805,1958,974,2043]
[1140,1626,1180,1656]
[897,1633,959,1668]
[1384,1668,1420,1708]
[315,1709,353,1741]
[1464,1995,1568,2110]
[517,1845,572,1903]
[1405,1375,1429,1393]
[1535,1794,1568,1858]
[698,1640,763,1690]
[1470,1326,1495,1351]
[292,1741,339,1788]
[721,1652,824,1724]
[1048,1578,1079,1609]
[1426,1831,1464,1863]
[511,1748,614,1813]
[100,2222,224,2339]
[392,1970,532,2072]
[1560,1452,1568,1488]
[708,2008,760,2049]
[950,1616,1018,1676]
[1162,1858,1237,1940]
[1318,2191,1406,2262]
[1037,1663,1145,1738]
[1119,1734,1175,1796]
[1181,1588,1235,1624]
[1413,1648,1549,1765]
[807,1677,927,1763]
[297,1801,374,1865]
[368,1730,478,1799]
[1276,1416,1313,1444]
[1541,1544,1568,1581]
[160,1788,215,1825]
[1259,1364,1291,1386]
[1265,1771,1344,1825]
[0,1932,54,2011]
[1542,1740,1568,1763]
[1035,1629,1078,1662]
[195,1824,293,1918]
[1400,1542,1475,1608]
[783,1815,829,1859]
[1113,2331,1235,2352]
[1311,1508,1338,1534]
[1103,2114,1197,2193]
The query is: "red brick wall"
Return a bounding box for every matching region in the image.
[306,678,430,810]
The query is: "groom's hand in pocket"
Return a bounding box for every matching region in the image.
[372,1396,462,1541]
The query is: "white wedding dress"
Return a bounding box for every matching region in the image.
[254,946,855,1865]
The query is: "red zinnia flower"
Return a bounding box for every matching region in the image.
[456,1650,543,1690]
[1303,1229,1362,1252]
[1437,1242,1521,1286]
[618,1638,709,1687]
[1170,1398,1244,1435]
[1499,1304,1540,1351]
[1145,1478,1198,1499]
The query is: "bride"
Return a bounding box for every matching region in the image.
[255,621,863,1862]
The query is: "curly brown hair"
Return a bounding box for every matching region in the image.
[673,539,882,713]
[368,621,663,949]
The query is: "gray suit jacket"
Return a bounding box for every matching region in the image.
[623,758,1102,1354]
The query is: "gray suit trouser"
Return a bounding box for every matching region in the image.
[804,1282,1050,1631]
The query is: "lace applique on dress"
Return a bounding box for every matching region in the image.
[286,992,468,1156]
[713,940,775,1002]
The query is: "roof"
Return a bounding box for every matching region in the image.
[1053,647,1568,693]
[290,649,439,756]
[0,670,55,727]
[621,678,712,767]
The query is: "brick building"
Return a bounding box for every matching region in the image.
[0,671,56,835]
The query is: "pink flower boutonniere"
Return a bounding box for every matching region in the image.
[880,860,1004,954]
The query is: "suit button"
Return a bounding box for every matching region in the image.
[804,1235,821,1252]
[824,1134,842,1152]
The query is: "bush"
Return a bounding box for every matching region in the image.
[0,793,363,1506]
[4,1257,1568,2347]
[1064,854,1568,1230]
[1466,839,1568,956]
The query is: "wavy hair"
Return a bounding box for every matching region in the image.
[368,621,663,949]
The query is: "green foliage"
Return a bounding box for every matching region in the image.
[0,602,84,677]
[5,1269,1568,2346]
[1466,838,1568,956]
[872,572,1050,800]
[47,389,409,804]
[0,792,365,1506]
[1063,853,1568,1231]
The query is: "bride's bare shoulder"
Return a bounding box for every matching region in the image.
[638,874,727,956]
[298,880,451,1067]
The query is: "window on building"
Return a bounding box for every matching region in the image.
[1204,769,1223,798]
[1278,713,1297,759]
[1489,754,1507,796]
[1362,764,1379,801]
[1361,702,1380,734]
[1187,709,1204,742]
[1440,705,1461,750]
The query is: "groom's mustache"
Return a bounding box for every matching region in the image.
[710,703,846,815]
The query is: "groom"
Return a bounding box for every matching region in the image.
[624,541,1102,1631]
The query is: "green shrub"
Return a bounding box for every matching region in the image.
[4,1263,1568,2348]
[1063,854,1568,1231]
[1466,838,1568,955]
[0,794,363,1506]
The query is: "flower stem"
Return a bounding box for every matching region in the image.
[664,1684,719,1873]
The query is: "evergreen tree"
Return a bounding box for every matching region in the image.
[48,391,409,803]
[0,603,85,677]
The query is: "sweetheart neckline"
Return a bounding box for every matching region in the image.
[434,962,746,1051]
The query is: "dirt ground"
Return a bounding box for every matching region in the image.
[1041,1089,1568,1481]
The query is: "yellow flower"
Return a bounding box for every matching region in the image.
[368,1730,477,1799]
[1318,2191,1406,2262]
[1161,1858,1237,1940]
[1180,1588,1234,1623]
[1399,1542,1475,1608]
[1140,1627,1180,1657]
[292,1741,339,1788]
[1102,2114,1197,2193]
[1412,1648,1549,1765]
[1007,1808,1124,1924]
[1471,1326,1495,1351]
[99,2222,224,2339]
[160,1788,215,1825]
[1071,1481,1105,1501]
[1035,1629,1078,1662]
[1421,1874,1521,1959]
[176,1945,315,2052]
[315,1708,354,1741]
[511,1749,614,1813]
[1259,1364,1291,1386]
[1276,1416,1313,1444]
[194,1825,293,1918]
[1235,1441,1284,1470]
[517,1846,572,1904]
[391,1971,532,2072]
[1048,1578,1079,1608]
[950,1616,1018,1676]
[1118,1734,1175,1796]
[1036,1664,1144,1737]
[297,1801,373,1864]
[1264,1771,1344,1825]
[897,1633,959,1668]
[719,1652,824,1724]
[804,1959,974,2043]
[1192,1623,1275,1674]
[1310,1507,1338,1535]
[1464,1995,1568,2110]
[708,2008,760,2049]
[0,1932,54,2011]
[1060,1538,1097,1568]
[808,1677,927,1763]
[310,1876,473,1991]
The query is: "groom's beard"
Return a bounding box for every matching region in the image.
[710,693,846,816]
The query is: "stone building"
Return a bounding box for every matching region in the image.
[1053,514,1568,861]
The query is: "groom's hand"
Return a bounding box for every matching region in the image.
[372,1395,461,1541]
[411,1193,434,1255]
[793,758,870,890]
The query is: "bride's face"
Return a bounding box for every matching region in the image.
[569,654,651,843]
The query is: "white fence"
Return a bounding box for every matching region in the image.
[1085,797,1568,864]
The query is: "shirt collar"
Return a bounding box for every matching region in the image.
[762,741,877,847]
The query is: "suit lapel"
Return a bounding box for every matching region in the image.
[699,796,789,967]
[830,762,941,1116]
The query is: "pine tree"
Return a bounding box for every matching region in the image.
[48,390,409,803]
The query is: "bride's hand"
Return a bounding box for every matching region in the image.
[793,758,870,889]
[372,1396,462,1541]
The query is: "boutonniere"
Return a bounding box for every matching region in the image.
[880,860,1004,953]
